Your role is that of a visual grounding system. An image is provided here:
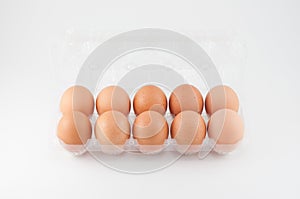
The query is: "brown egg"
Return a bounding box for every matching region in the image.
[205,85,239,115]
[94,111,130,145]
[57,111,92,145]
[169,84,204,115]
[133,85,167,115]
[133,111,168,145]
[96,86,131,116]
[60,85,94,116]
[207,109,244,145]
[171,111,206,145]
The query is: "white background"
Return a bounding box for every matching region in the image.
[0,0,300,198]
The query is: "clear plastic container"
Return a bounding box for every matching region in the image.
[55,28,246,173]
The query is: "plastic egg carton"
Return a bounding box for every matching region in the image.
[56,29,245,161]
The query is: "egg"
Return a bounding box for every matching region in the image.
[94,110,130,146]
[57,111,92,145]
[207,109,244,147]
[60,85,94,116]
[96,86,131,116]
[133,85,167,115]
[133,111,168,146]
[169,84,203,115]
[171,111,206,145]
[205,85,239,115]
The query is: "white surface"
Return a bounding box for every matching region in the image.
[0,0,300,198]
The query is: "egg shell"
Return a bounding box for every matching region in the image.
[133,111,169,145]
[94,111,130,146]
[60,85,94,116]
[207,109,244,145]
[169,84,204,115]
[96,86,131,116]
[171,111,206,145]
[205,85,239,115]
[133,85,167,115]
[57,111,92,145]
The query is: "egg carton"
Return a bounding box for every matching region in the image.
[56,29,245,161]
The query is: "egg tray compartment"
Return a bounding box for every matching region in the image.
[58,112,241,156]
